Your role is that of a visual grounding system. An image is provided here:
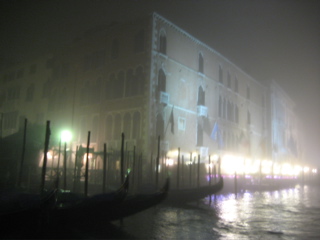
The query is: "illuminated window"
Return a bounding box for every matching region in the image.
[134,30,145,53]
[111,39,119,59]
[159,31,166,54]
[219,65,223,83]
[198,53,204,74]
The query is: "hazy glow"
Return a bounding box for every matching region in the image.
[61,130,72,142]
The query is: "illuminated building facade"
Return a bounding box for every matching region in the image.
[0,13,303,170]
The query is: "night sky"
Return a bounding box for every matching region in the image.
[1,0,319,166]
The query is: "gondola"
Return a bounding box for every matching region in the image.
[0,189,57,236]
[165,176,223,204]
[53,178,169,224]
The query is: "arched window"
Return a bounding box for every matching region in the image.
[219,65,223,83]
[135,66,145,96]
[158,69,166,93]
[106,73,115,100]
[197,86,205,106]
[114,114,122,140]
[218,96,222,117]
[198,53,204,74]
[92,115,99,143]
[106,115,113,140]
[132,111,141,139]
[159,32,166,54]
[227,71,231,88]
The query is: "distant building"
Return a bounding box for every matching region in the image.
[0,13,303,169]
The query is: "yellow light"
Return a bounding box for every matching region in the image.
[166,158,174,166]
[304,167,309,173]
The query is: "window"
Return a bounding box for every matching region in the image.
[218,96,222,117]
[197,86,205,106]
[105,115,113,140]
[91,116,99,143]
[219,65,223,83]
[158,69,166,92]
[178,117,186,131]
[135,66,145,96]
[123,113,131,139]
[235,77,238,93]
[26,84,35,102]
[132,112,141,139]
[227,71,231,88]
[159,32,166,54]
[114,114,122,140]
[7,87,20,100]
[111,39,119,59]
[134,30,145,53]
[198,53,204,74]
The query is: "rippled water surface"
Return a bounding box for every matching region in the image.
[108,184,320,239]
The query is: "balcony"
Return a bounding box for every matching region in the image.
[159,91,169,105]
[197,105,208,117]
[196,146,208,158]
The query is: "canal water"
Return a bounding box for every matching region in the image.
[71,183,320,239]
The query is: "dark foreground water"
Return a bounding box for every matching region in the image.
[81,184,320,240]
[5,184,320,239]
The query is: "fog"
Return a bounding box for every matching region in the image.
[1,0,319,165]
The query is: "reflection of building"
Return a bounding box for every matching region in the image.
[0,13,302,166]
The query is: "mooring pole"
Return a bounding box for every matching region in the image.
[103,143,107,193]
[40,120,50,193]
[156,135,160,189]
[18,118,27,187]
[197,154,200,188]
[120,133,125,184]
[84,131,91,197]
[63,142,67,190]
[177,147,180,189]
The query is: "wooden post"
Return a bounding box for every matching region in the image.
[121,133,125,184]
[84,131,90,197]
[177,147,180,189]
[56,140,61,188]
[18,118,27,187]
[40,120,50,193]
[189,152,192,188]
[132,145,136,190]
[103,143,107,193]
[197,154,200,188]
[156,136,160,189]
[73,145,79,192]
[181,155,184,188]
[63,142,67,190]
[209,155,211,185]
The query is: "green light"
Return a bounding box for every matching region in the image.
[61,130,72,143]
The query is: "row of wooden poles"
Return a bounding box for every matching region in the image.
[17,119,220,195]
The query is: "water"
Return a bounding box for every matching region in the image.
[101,184,320,239]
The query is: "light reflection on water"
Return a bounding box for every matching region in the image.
[111,185,320,239]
